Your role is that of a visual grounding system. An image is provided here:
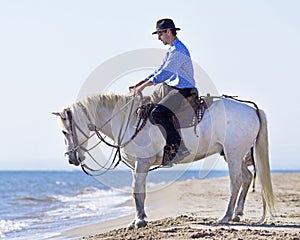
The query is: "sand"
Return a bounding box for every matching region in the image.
[61,173,300,240]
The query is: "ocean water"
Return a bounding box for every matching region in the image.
[0,169,230,239]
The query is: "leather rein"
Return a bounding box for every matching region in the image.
[64,93,259,176]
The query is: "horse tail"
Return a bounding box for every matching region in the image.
[255,109,278,222]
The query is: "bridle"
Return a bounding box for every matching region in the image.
[63,105,96,161]
[63,94,152,176]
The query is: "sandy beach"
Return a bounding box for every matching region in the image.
[61,172,300,240]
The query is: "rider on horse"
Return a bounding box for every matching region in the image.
[129,18,197,166]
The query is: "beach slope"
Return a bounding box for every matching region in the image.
[63,173,300,240]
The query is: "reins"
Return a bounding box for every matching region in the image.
[66,93,151,176]
[67,93,261,176]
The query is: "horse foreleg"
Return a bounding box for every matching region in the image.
[127,159,150,230]
[232,162,253,222]
[220,158,243,224]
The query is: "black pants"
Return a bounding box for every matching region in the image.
[150,87,193,146]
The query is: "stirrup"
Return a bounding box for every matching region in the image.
[162,144,177,166]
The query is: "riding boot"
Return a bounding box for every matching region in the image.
[162,141,190,166]
[174,141,190,162]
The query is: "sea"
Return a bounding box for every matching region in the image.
[0,169,296,240]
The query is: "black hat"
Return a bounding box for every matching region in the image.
[152,18,181,35]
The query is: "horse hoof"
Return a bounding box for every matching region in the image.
[232,216,241,222]
[127,220,135,230]
[219,217,229,224]
[136,219,147,228]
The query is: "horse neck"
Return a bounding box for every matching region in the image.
[78,94,138,141]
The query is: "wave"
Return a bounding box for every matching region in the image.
[18,195,58,203]
[5,187,134,239]
[45,188,132,221]
[56,187,130,205]
[0,219,29,238]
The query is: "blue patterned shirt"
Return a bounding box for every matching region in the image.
[145,38,195,89]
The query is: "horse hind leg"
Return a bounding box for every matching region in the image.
[232,162,253,222]
[220,155,243,223]
[245,147,256,192]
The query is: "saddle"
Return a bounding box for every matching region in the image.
[137,84,213,131]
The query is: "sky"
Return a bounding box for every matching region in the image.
[0,0,299,170]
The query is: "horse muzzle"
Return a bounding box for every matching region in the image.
[65,150,84,166]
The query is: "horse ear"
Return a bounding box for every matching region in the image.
[52,112,61,117]
[52,112,65,119]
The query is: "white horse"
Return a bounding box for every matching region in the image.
[53,92,277,229]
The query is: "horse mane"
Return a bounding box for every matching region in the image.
[71,93,152,126]
[76,93,133,111]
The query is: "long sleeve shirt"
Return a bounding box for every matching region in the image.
[145,38,195,89]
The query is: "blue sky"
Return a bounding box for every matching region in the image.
[0,0,299,170]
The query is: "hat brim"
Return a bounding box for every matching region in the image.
[152,27,181,35]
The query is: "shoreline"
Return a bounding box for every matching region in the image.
[59,172,300,239]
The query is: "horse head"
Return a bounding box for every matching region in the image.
[52,106,89,166]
